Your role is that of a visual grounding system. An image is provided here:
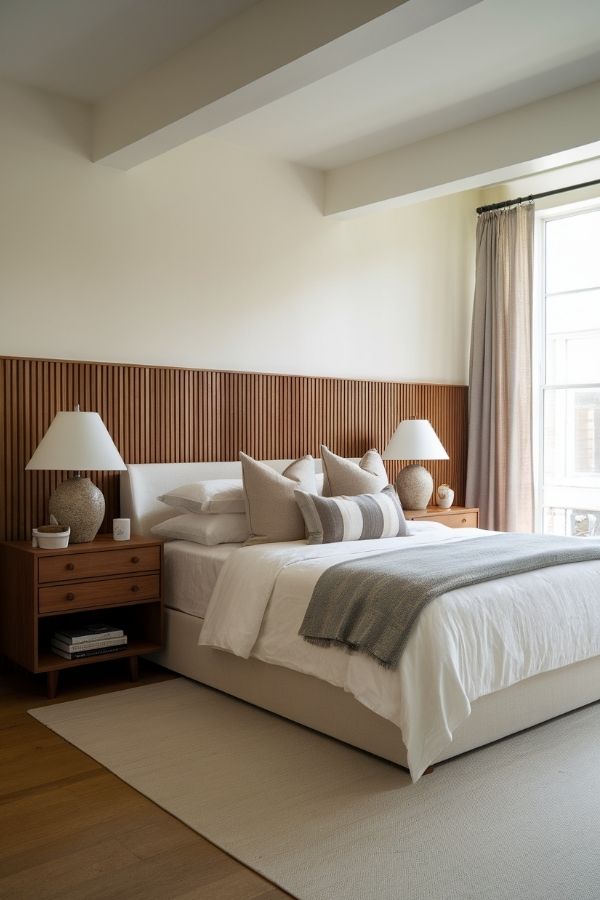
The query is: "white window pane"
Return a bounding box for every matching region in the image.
[543,506,566,535]
[544,388,600,489]
[543,507,600,536]
[545,210,600,294]
[541,208,600,535]
[545,289,600,384]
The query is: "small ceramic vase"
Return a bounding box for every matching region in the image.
[436,484,454,509]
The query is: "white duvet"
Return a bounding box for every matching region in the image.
[199,523,600,780]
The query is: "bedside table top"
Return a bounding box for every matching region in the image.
[403,506,478,517]
[2,534,163,556]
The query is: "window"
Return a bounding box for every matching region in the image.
[539,206,600,537]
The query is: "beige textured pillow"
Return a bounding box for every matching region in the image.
[321,445,388,496]
[241,453,317,545]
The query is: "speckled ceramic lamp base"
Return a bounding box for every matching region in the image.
[49,477,105,544]
[395,464,433,510]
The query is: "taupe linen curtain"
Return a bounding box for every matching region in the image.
[466,204,534,532]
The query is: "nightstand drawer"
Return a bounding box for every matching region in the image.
[431,511,479,528]
[38,546,160,583]
[39,574,160,614]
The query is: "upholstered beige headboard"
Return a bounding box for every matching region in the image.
[121,460,324,536]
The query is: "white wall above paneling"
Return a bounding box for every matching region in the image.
[0,79,478,384]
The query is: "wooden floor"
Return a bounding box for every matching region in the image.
[0,658,290,899]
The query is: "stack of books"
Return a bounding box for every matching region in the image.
[51,624,128,660]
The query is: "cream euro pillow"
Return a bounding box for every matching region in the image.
[321,445,388,496]
[151,512,248,545]
[241,453,317,545]
[158,479,245,515]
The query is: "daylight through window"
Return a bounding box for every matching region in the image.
[540,206,600,536]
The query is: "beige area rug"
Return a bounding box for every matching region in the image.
[30,678,600,900]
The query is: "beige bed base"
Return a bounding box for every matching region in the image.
[152,607,600,770]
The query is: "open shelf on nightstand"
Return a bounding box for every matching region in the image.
[38,640,163,672]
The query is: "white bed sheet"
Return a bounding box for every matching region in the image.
[163,541,239,619]
[199,523,600,780]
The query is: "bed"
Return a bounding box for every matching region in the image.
[121,460,600,781]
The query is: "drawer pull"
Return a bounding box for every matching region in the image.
[66,563,75,571]
[462,518,467,524]
[131,556,140,564]
[65,592,75,602]
[131,584,140,593]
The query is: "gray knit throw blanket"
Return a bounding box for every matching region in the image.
[299,534,600,669]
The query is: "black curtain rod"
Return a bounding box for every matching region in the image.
[476,177,600,214]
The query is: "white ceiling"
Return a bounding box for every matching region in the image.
[212,0,600,169]
[0,0,258,101]
[0,0,599,174]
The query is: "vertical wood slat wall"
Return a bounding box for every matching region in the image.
[0,356,468,542]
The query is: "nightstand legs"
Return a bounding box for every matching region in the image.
[47,670,59,699]
[128,655,139,682]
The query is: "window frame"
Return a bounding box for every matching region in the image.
[535,199,600,534]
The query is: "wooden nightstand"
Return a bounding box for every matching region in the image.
[403,506,479,528]
[0,535,163,698]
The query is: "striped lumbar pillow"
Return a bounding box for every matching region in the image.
[294,484,408,544]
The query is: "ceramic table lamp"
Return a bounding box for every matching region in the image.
[382,419,448,510]
[26,406,126,543]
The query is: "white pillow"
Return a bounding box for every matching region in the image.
[151,512,248,545]
[158,479,245,515]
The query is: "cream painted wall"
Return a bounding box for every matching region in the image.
[0,78,477,384]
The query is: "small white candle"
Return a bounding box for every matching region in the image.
[113,518,131,541]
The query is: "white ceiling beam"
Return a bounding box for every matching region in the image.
[93,0,480,169]
[325,80,600,216]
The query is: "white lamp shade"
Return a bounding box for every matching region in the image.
[382,419,448,461]
[26,411,126,472]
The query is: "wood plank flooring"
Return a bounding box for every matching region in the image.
[0,659,289,899]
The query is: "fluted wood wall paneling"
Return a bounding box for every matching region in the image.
[0,357,468,542]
